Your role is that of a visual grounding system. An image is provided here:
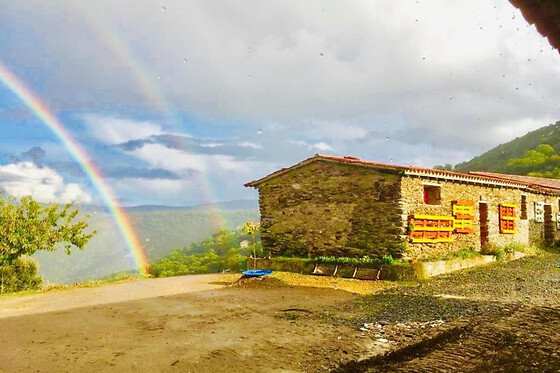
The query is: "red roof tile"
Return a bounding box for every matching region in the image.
[470,171,560,191]
[509,0,560,54]
[245,155,560,195]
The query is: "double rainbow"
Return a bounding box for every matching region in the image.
[0,61,149,275]
[73,2,227,232]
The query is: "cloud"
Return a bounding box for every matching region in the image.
[82,114,164,144]
[2,1,557,148]
[21,147,46,166]
[46,161,183,180]
[103,167,183,180]
[114,178,189,200]
[238,142,263,149]
[289,140,334,152]
[303,121,368,141]
[0,162,92,204]
[200,142,224,148]
[2,0,559,204]
[311,142,334,152]
[129,143,257,173]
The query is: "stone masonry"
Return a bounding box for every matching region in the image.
[247,155,560,260]
[255,160,404,258]
[400,176,560,258]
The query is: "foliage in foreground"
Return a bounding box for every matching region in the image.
[316,255,396,267]
[0,257,42,294]
[0,195,95,294]
[481,242,536,262]
[149,227,262,277]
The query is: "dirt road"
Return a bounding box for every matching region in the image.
[2,252,560,372]
[0,276,374,372]
[0,274,224,318]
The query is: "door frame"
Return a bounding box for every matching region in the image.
[544,203,554,246]
[479,201,489,249]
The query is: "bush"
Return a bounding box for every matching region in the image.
[481,243,525,262]
[316,255,397,267]
[149,227,260,278]
[382,254,395,265]
[0,257,42,294]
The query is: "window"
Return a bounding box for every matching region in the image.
[521,195,527,220]
[535,202,545,223]
[499,204,516,234]
[423,185,441,205]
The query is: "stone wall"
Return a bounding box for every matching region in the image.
[400,176,560,258]
[256,160,404,258]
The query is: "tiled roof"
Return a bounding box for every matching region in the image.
[245,154,560,195]
[509,0,560,54]
[470,171,560,191]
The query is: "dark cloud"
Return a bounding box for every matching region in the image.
[103,167,184,180]
[49,161,184,180]
[115,138,157,151]
[21,146,46,166]
[48,162,86,177]
[0,171,27,183]
[115,134,260,157]
[2,0,560,205]
[2,0,558,159]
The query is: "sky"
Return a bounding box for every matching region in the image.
[0,0,559,206]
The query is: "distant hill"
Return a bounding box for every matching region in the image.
[454,121,560,173]
[127,199,259,212]
[34,201,258,284]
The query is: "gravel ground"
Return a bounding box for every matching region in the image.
[332,249,560,372]
[339,250,560,324]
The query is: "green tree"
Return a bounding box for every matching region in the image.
[0,195,96,293]
[508,143,560,178]
[433,163,453,171]
[149,227,261,278]
[0,257,41,294]
[241,221,260,258]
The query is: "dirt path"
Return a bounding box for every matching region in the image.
[0,278,374,373]
[0,274,224,318]
[2,253,559,372]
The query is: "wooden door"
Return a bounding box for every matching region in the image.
[479,202,488,249]
[544,204,554,246]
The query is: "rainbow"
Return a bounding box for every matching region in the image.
[72,2,228,232]
[0,61,149,275]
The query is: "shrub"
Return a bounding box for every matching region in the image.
[316,255,396,267]
[381,255,395,265]
[0,257,42,294]
[149,227,259,278]
[481,243,521,262]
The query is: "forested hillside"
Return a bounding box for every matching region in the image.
[34,204,258,283]
[454,121,560,173]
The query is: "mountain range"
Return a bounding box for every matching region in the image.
[34,200,259,283]
[454,121,560,173]
[34,119,560,284]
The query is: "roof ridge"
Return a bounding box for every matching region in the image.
[245,154,560,195]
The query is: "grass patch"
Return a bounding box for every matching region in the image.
[422,248,482,262]
[0,273,146,299]
[481,243,539,262]
[316,255,399,268]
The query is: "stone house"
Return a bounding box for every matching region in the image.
[245,154,560,260]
